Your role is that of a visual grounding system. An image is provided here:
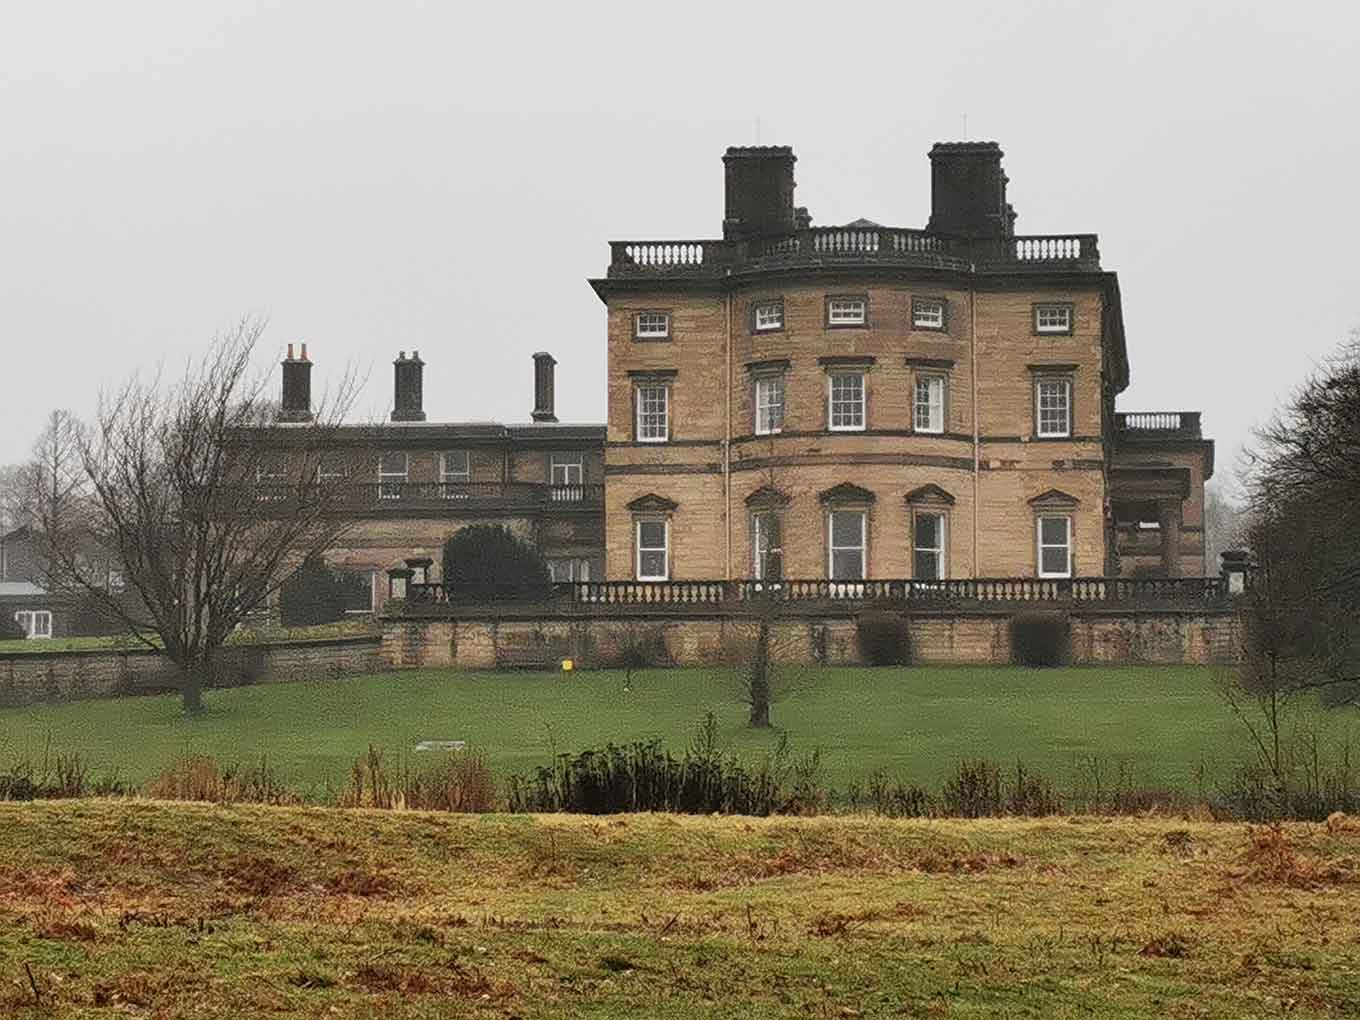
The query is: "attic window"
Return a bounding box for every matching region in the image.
[912,298,946,330]
[826,297,867,327]
[635,311,671,339]
[1034,304,1073,334]
[754,301,784,332]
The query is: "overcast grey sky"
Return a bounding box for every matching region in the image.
[3,1,1357,492]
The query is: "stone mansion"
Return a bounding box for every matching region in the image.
[273,141,1212,608]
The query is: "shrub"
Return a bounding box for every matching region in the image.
[609,624,669,678]
[855,610,911,666]
[853,770,932,817]
[340,744,497,812]
[145,753,295,805]
[0,740,128,801]
[1009,610,1071,667]
[441,525,551,603]
[508,717,824,816]
[279,554,370,627]
[0,613,27,641]
[941,759,1004,817]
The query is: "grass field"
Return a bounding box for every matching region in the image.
[4,665,1352,796]
[2,800,1358,1018]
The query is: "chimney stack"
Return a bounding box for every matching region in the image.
[531,352,557,423]
[391,350,426,422]
[722,146,798,241]
[280,342,313,422]
[926,141,1016,240]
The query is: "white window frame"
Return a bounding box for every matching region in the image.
[1036,378,1072,438]
[255,455,288,501]
[378,452,408,500]
[1037,515,1073,579]
[913,511,947,580]
[317,456,348,483]
[341,570,378,615]
[440,450,470,482]
[550,453,584,486]
[752,511,784,581]
[827,298,866,326]
[913,374,946,434]
[827,509,866,581]
[827,372,866,432]
[635,518,670,581]
[636,384,670,443]
[754,302,784,331]
[634,311,671,339]
[547,557,591,583]
[1035,304,1073,334]
[13,609,52,639]
[754,375,785,436]
[912,298,945,330]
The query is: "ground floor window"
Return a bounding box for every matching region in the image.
[636,519,669,580]
[341,570,377,614]
[13,610,52,639]
[913,512,946,580]
[752,511,784,580]
[548,558,591,583]
[1037,515,1073,578]
[828,510,866,581]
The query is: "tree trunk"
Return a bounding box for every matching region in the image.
[748,617,771,728]
[180,655,206,715]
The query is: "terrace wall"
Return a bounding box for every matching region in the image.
[380,604,1242,671]
[0,636,384,708]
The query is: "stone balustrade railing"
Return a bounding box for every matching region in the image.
[405,575,1233,609]
[608,229,1101,278]
[1114,412,1203,438]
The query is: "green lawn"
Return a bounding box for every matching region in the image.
[4,664,1346,795]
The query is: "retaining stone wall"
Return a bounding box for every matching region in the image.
[0,636,384,708]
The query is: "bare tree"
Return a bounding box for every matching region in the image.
[1202,482,1244,576]
[33,318,358,713]
[0,462,29,537]
[1220,331,1360,809]
[734,451,792,728]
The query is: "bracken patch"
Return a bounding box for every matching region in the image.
[1235,825,1353,890]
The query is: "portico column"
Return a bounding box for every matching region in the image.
[1159,500,1183,577]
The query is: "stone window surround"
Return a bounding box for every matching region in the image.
[819,483,875,582]
[905,484,955,581]
[627,493,678,581]
[1028,363,1077,440]
[1030,489,1080,579]
[628,369,678,444]
[819,356,875,433]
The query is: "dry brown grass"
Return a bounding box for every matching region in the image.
[1234,824,1355,889]
[350,962,517,1000]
